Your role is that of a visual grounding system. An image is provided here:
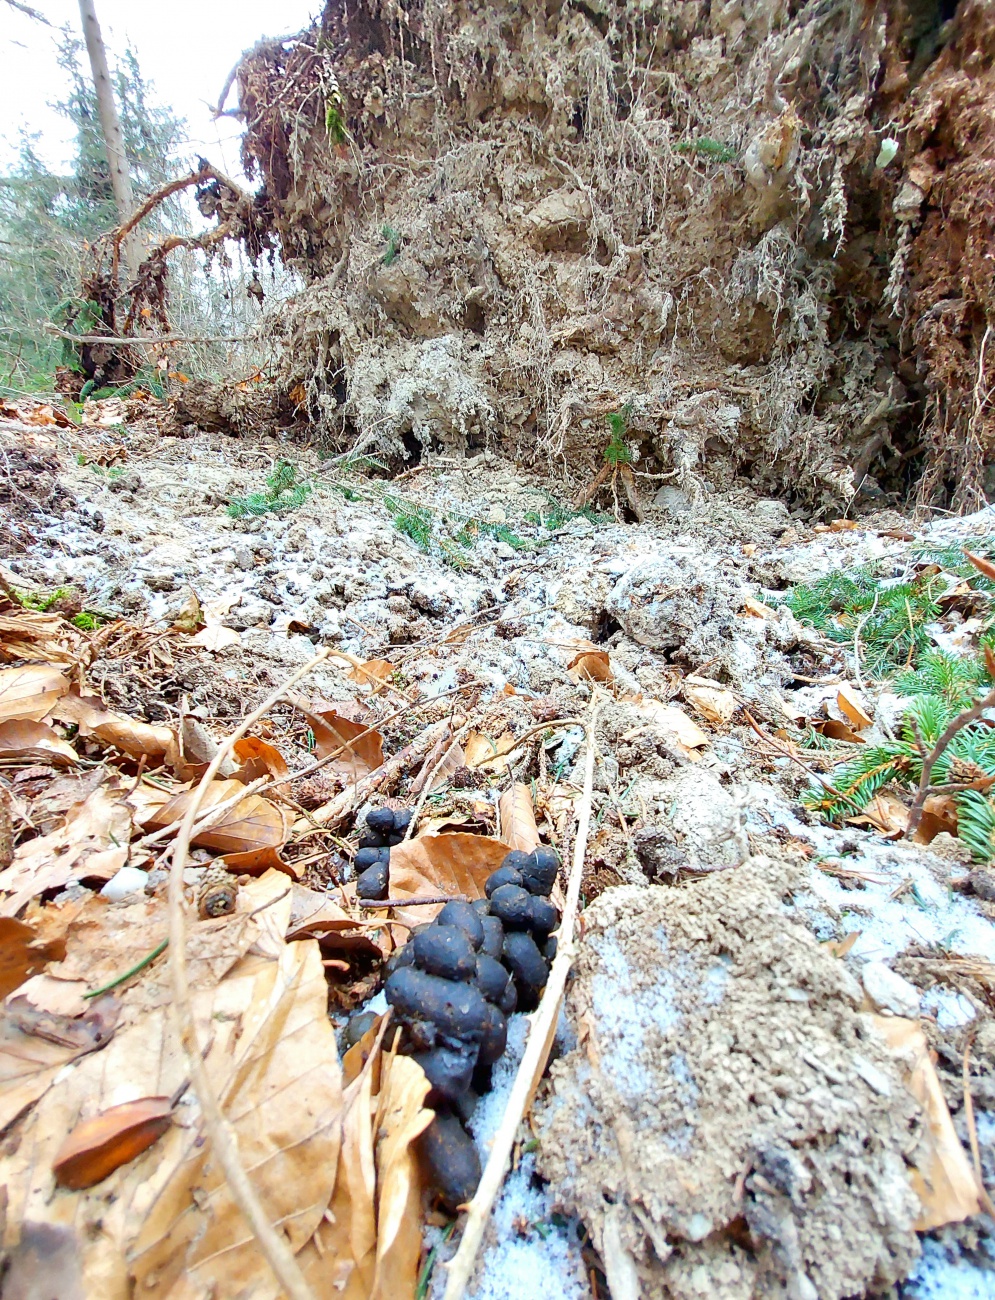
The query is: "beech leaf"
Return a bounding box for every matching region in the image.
[386,832,512,924]
[499,782,541,852]
[51,687,180,767]
[53,1097,173,1189]
[0,665,70,723]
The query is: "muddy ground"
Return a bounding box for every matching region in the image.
[2,405,994,1298]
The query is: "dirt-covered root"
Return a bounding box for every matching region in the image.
[535,854,925,1300]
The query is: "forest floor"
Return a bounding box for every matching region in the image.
[1,397,994,1299]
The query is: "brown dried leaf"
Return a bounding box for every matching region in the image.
[684,683,738,725]
[411,734,465,794]
[53,1096,173,1189]
[0,917,66,999]
[146,778,289,854]
[170,590,202,633]
[312,709,384,775]
[52,687,180,767]
[216,845,299,879]
[741,596,775,618]
[1,877,343,1298]
[814,718,867,744]
[0,719,78,766]
[499,781,540,852]
[964,550,995,583]
[387,832,512,924]
[347,658,397,692]
[370,1053,433,1299]
[836,684,873,730]
[0,995,119,1133]
[190,623,241,651]
[846,792,909,837]
[231,735,289,784]
[567,649,614,684]
[912,794,959,845]
[0,665,70,723]
[0,780,132,916]
[621,697,709,755]
[872,1015,980,1229]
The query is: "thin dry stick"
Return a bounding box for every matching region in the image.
[741,710,866,814]
[403,717,583,841]
[962,1033,995,1219]
[167,649,330,1300]
[905,668,995,839]
[358,893,468,909]
[442,700,598,1300]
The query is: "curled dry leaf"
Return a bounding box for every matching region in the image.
[347,658,397,692]
[911,794,959,845]
[312,709,384,774]
[411,733,464,795]
[465,730,519,775]
[872,1015,980,1229]
[0,718,78,766]
[0,995,119,1133]
[53,1096,173,1189]
[683,683,738,725]
[964,550,995,583]
[0,665,70,723]
[621,696,709,756]
[146,778,289,855]
[0,608,86,666]
[567,648,614,685]
[836,684,873,730]
[216,845,299,880]
[387,832,513,924]
[52,687,180,767]
[847,792,910,837]
[0,781,132,916]
[170,590,202,633]
[814,718,866,744]
[0,916,66,999]
[231,734,288,784]
[499,781,541,852]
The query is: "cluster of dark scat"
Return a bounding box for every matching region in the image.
[353,806,411,899]
[346,835,560,1211]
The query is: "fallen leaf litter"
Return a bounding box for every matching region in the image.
[0,404,994,1298]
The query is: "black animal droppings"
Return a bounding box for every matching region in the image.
[356,862,389,900]
[358,830,386,849]
[479,914,505,960]
[475,952,511,1004]
[528,895,559,938]
[519,846,559,896]
[471,897,491,916]
[354,846,383,870]
[478,1002,508,1066]
[488,883,534,929]
[365,807,396,835]
[485,864,525,897]
[416,1111,482,1212]
[412,925,478,982]
[384,967,490,1040]
[413,1040,480,1106]
[436,900,484,949]
[502,930,549,992]
[391,807,413,832]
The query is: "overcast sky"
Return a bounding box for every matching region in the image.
[1,0,319,175]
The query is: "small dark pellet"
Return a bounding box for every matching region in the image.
[436,900,484,950]
[356,862,389,900]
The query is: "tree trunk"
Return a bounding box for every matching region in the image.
[77,0,140,279]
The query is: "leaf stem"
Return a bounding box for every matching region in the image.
[83,937,168,998]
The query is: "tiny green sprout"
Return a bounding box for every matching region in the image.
[604,405,634,465]
[76,452,87,466]
[325,100,348,145]
[675,138,736,163]
[381,224,402,266]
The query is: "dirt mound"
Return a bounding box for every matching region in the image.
[536,854,924,1300]
[220,0,995,511]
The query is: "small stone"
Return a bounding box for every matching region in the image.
[861,961,919,1018]
[495,542,516,560]
[235,547,255,571]
[100,866,149,901]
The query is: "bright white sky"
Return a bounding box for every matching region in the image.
[1,0,320,175]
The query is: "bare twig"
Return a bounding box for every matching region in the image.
[358,893,468,909]
[45,324,247,347]
[442,699,598,1300]
[962,1032,995,1219]
[905,662,995,839]
[742,710,866,813]
[168,649,330,1300]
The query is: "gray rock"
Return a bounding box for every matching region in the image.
[861,962,920,1018]
[235,547,255,572]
